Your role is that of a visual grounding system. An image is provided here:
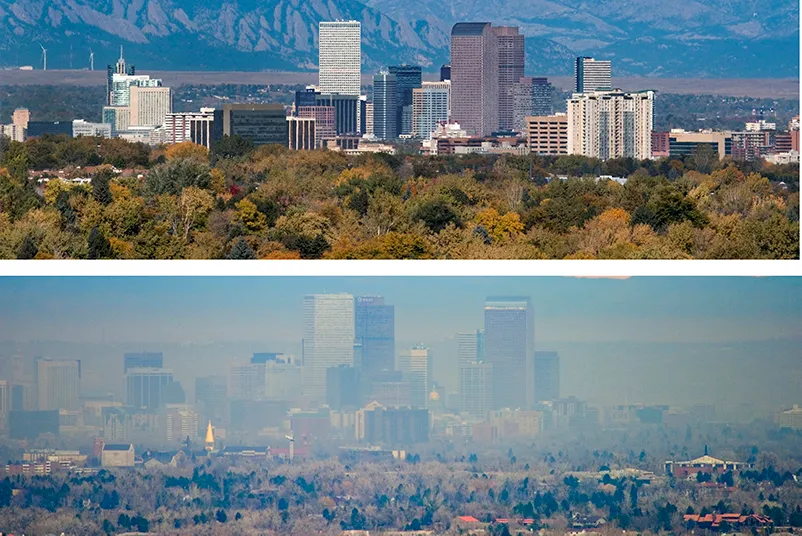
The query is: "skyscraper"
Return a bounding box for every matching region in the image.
[123,352,163,373]
[195,375,227,434]
[460,362,493,420]
[484,297,534,410]
[534,351,560,402]
[372,71,398,140]
[567,90,654,160]
[450,22,499,136]
[354,296,395,379]
[532,77,555,116]
[229,361,265,401]
[388,65,422,136]
[37,359,80,411]
[412,81,451,139]
[457,330,484,370]
[575,57,612,93]
[493,26,525,131]
[302,294,355,404]
[106,47,135,106]
[396,346,431,408]
[440,64,451,82]
[125,368,179,410]
[318,21,361,96]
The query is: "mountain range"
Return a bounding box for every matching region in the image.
[0,0,798,77]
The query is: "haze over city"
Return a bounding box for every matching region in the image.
[1,276,800,414]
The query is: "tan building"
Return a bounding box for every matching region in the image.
[667,130,731,160]
[779,405,802,431]
[101,443,135,467]
[37,359,80,411]
[129,85,172,127]
[13,108,30,129]
[525,113,568,155]
[567,90,654,160]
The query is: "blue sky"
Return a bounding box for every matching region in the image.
[0,277,800,345]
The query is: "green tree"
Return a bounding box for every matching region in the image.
[215,509,227,523]
[227,238,256,259]
[413,198,461,233]
[87,226,113,259]
[92,168,114,205]
[16,235,38,259]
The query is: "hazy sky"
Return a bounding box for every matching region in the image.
[0,277,800,345]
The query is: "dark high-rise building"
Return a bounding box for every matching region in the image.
[534,351,559,402]
[326,365,360,410]
[493,26,525,131]
[362,407,430,445]
[484,297,534,410]
[9,410,59,440]
[295,87,319,110]
[532,77,555,116]
[450,22,499,136]
[315,94,360,135]
[440,64,451,81]
[388,65,422,136]
[124,352,163,373]
[354,296,395,380]
[372,72,398,140]
[195,375,228,433]
[219,104,288,146]
[125,368,181,410]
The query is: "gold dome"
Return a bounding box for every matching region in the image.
[429,391,440,401]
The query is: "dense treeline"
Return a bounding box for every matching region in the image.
[0,135,798,259]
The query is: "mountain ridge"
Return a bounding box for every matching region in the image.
[0,0,798,77]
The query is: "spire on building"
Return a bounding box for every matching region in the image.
[205,421,215,452]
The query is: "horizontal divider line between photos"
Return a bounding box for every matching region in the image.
[1,259,801,277]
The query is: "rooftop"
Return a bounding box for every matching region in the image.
[451,22,491,36]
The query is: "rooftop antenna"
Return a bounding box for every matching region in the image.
[89,50,94,71]
[39,44,47,71]
[120,45,124,61]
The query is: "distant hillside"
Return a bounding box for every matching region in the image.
[0,0,798,76]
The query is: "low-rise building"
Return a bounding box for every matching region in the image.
[778,404,802,430]
[101,443,135,468]
[665,448,752,479]
[525,114,568,155]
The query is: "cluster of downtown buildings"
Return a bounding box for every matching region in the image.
[0,294,575,463]
[1,22,800,165]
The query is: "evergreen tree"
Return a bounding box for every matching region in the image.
[16,235,38,259]
[227,238,256,259]
[87,226,112,259]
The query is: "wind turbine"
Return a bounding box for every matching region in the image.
[39,44,47,71]
[89,50,94,71]
[285,434,295,462]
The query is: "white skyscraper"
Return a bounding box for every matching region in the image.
[396,345,431,408]
[567,90,654,161]
[574,57,612,93]
[302,294,355,403]
[318,21,361,96]
[37,359,80,411]
[412,81,451,139]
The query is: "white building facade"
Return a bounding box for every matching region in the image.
[567,90,654,161]
[302,294,355,404]
[318,21,361,96]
